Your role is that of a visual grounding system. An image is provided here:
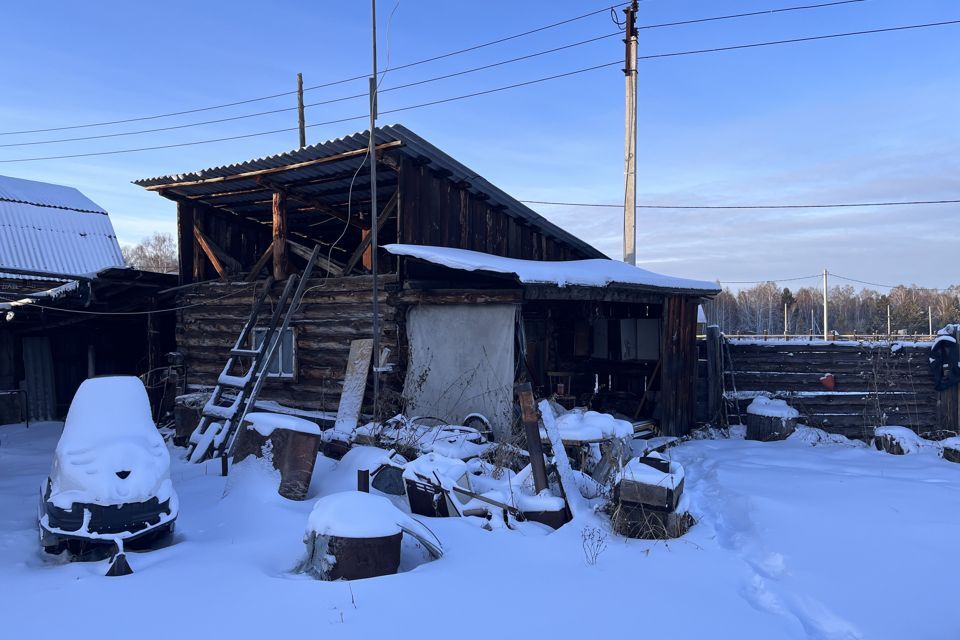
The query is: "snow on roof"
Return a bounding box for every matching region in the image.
[0,174,124,279]
[385,244,720,293]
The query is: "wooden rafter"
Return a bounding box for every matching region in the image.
[343,190,399,275]
[287,239,343,277]
[193,224,241,281]
[246,242,275,282]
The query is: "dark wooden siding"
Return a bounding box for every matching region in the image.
[176,275,403,416]
[398,156,594,261]
[723,341,939,439]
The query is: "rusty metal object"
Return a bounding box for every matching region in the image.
[232,424,321,501]
[515,382,549,494]
[326,532,402,580]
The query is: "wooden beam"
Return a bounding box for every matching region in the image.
[287,239,343,277]
[193,226,242,274]
[343,190,398,275]
[193,224,228,281]
[176,201,195,286]
[272,190,289,280]
[144,141,403,191]
[246,242,274,282]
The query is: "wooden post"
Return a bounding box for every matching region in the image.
[175,201,195,285]
[706,325,723,424]
[297,72,306,149]
[516,382,549,494]
[660,296,698,437]
[272,190,289,280]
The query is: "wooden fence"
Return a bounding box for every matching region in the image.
[697,334,956,439]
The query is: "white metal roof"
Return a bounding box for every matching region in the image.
[0,175,124,279]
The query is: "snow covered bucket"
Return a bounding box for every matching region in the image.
[298,492,403,581]
[233,413,322,500]
[745,397,799,441]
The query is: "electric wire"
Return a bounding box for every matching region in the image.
[521,199,960,210]
[3,18,958,163]
[0,2,630,136]
[0,283,256,316]
[0,1,872,148]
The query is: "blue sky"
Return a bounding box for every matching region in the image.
[0,0,957,289]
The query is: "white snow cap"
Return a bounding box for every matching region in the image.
[244,412,322,437]
[539,408,634,442]
[384,244,720,292]
[746,397,800,420]
[306,491,403,538]
[50,376,174,510]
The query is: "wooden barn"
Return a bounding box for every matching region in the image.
[0,174,176,422]
[134,125,718,453]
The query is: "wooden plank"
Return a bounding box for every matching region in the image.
[333,339,374,433]
[272,190,289,280]
[193,223,228,281]
[343,190,398,274]
[287,239,343,276]
[246,242,274,282]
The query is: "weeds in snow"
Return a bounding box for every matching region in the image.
[581,526,608,566]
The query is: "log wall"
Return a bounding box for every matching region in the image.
[723,340,941,439]
[176,274,403,416]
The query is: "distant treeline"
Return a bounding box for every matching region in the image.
[702,282,958,336]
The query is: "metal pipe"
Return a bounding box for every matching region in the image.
[369,0,381,418]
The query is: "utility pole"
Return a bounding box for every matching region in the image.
[369,0,381,417]
[929,305,934,336]
[784,302,788,337]
[822,268,829,341]
[887,304,891,337]
[622,0,638,265]
[297,73,306,148]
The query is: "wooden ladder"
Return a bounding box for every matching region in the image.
[186,245,322,463]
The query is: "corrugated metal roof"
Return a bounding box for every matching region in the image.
[134,124,607,259]
[0,174,124,279]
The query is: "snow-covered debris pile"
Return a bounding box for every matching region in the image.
[345,415,491,461]
[873,426,941,456]
[539,407,634,442]
[745,397,799,441]
[243,412,322,437]
[940,437,960,463]
[788,426,867,448]
[612,452,691,540]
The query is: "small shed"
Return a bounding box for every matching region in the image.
[0,174,176,421]
[134,125,718,438]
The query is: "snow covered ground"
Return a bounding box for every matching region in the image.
[2,421,959,639]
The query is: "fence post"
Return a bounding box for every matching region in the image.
[706,325,723,425]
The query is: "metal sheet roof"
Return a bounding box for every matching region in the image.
[0,175,124,279]
[135,124,607,259]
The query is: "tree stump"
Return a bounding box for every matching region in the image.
[745,398,799,441]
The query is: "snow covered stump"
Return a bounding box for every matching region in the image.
[745,397,799,442]
[232,413,322,500]
[297,492,403,581]
[612,454,691,540]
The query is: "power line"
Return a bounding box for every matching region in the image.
[4,18,958,163]
[2,2,870,149]
[0,32,623,149]
[720,275,822,284]
[0,0,864,139]
[0,2,629,137]
[637,19,960,62]
[0,62,622,163]
[639,0,865,31]
[830,273,952,293]
[0,283,256,316]
[521,198,960,210]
